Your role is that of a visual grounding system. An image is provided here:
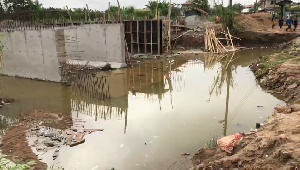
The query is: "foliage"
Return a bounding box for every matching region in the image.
[146,1,181,19]
[254,1,259,11]
[122,6,135,20]
[0,155,35,170]
[232,3,243,13]
[232,18,246,34]
[205,138,217,149]
[1,0,42,13]
[208,15,216,22]
[0,0,181,22]
[192,0,210,13]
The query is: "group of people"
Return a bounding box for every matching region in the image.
[272,14,298,31]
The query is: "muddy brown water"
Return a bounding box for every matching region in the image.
[0,49,284,170]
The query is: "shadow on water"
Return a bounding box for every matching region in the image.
[0,48,283,170]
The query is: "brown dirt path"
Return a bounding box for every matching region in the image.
[1,111,72,170]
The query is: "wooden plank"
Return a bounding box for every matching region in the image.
[144,21,147,53]
[227,27,234,50]
[167,0,172,53]
[130,21,133,53]
[151,20,153,54]
[157,15,161,55]
[137,20,140,53]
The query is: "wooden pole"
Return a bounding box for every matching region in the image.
[167,0,172,53]
[116,0,121,22]
[157,11,161,55]
[108,2,111,21]
[227,27,234,50]
[66,6,73,25]
[205,28,208,51]
[86,4,91,24]
[156,0,159,20]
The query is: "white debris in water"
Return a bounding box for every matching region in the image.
[91,165,99,170]
[120,144,125,148]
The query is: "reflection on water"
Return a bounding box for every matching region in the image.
[0,49,283,170]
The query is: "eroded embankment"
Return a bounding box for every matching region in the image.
[238,32,299,47]
[191,105,300,170]
[190,38,300,170]
[1,111,72,170]
[250,38,300,103]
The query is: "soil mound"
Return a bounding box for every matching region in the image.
[250,38,300,103]
[236,13,273,32]
[191,105,300,170]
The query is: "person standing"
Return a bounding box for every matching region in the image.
[279,17,284,29]
[286,17,292,31]
[294,17,298,31]
[271,14,276,29]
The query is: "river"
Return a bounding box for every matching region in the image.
[0,49,283,170]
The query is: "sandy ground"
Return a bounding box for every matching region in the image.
[1,111,72,170]
[237,13,300,34]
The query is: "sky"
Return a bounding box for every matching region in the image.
[39,0,259,11]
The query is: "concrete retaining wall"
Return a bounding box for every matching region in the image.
[0,24,126,82]
[1,29,61,82]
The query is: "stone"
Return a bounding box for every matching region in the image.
[287,83,298,89]
[229,155,241,163]
[214,160,221,165]
[222,158,232,168]
[260,78,267,85]
[279,150,292,161]
[196,163,204,169]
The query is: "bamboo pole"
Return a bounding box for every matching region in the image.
[156,0,159,20]
[116,0,121,22]
[108,2,111,21]
[86,4,91,24]
[66,6,73,25]
[227,27,234,50]
[205,28,208,51]
[167,0,172,53]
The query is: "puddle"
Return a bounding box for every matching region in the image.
[0,49,283,169]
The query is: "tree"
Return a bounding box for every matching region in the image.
[2,0,41,13]
[122,6,135,20]
[254,1,259,12]
[232,3,243,13]
[192,0,210,13]
[146,1,180,19]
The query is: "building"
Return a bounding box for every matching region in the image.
[259,0,280,10]
[260,0,294,10]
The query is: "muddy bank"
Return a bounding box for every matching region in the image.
[250,38,300,103]
[191,104,300,170]
[173,30,299,51]
[238,32,300,47]
[1,111,72,170]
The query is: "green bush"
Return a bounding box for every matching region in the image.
[0,155,35,170]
